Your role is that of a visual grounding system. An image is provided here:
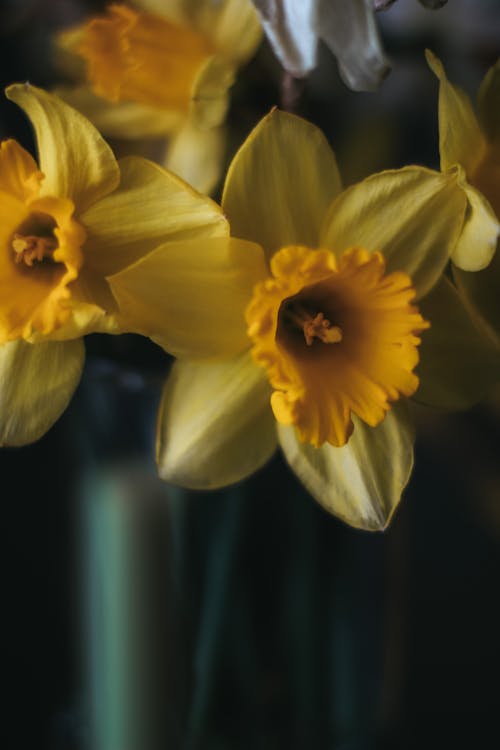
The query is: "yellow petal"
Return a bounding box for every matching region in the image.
[278,401,414,531]
[320,166,467,298]
[55,84,182,138]
[453,245,500,350]
[156,352,276,489]
[0,139,43,200]
[165,121,226,194]
[0,338,84,446]
[478,59,500,146]
[222,108,342,260]
[416,277,500,410]
[81,156,228,279]
[190,55,235,130]
[194,0,262,64]
[108,237,267,358]
[425,50,487,173]
[6,83,120,213]
[451,177,499,271]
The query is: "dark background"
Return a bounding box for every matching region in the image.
[1,1,499,748]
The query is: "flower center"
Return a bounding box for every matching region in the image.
[11,212,59,268]
[246,245,429,448]
[77,4,215,110]
[283,302,343,346]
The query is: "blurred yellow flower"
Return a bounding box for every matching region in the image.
[109,109,476,530]
[0,84,226,446]
[55,0,262,193]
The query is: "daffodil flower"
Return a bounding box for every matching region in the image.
[0,84,227,446]
[55,0,262,193]
[250,0,390,90]
[418,52,500,409]
[108,109,482,530]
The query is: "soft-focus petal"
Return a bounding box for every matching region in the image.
[222,108,342,259]
[0,338,84,446]
[417,278,500,410]
[108,237,267,358]
[55,84,182,138]
[82,156,228,278]
[452,177,499,270]
[317,0,390,92]
[6,84,120,213]
[454,247,500,350]
[165,121,225,194]
[190,55,235,130]
[278,402,414,531]
[320,166,466,298]
[478,59,500,146]
[156,352,277,489]
[251,0,317,76]
[195,0,262,64]
[425,50,486,174]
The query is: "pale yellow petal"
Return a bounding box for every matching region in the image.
[426,50,487,173]
[478,59,500,146]
[195,0,262,64]
[55,84,182,138]
[416,277,500,410]
[190,55,235,130]
[453,245,500,350]
[81,156,228,279]
[222,108,342,260]
[0,338,84,446]
[320,166,466,298]
[156,352,276,489]
[108,237,267,358]
[452,177,499,271]
[165,121,226,194]
[278,402,414,531]
[6,84,120,213]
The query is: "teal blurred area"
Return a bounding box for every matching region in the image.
[1,1,499,748]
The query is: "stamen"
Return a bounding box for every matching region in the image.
[12,234,58,267]
[286,304,343,346]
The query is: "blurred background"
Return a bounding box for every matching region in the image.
[1,0,499,748]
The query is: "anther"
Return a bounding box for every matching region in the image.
[286,304,343,346]
[12,234,58,267]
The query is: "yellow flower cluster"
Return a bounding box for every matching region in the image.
[0,0,498,530]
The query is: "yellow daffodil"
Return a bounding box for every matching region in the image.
[250,0,389,90]
[108,109,485,530]
[55,0,262,193]
[419,52,500,408]
[0,84,227,446]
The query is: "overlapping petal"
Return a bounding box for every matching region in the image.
[6,84,120,213]
[108,237,267,358]
[156,353,276,489]
[320,166,466,297]
[0,338,84,446]
[222,109,342,259]
[278,402,414,531]
[416,277,500,410]
[81,156,228,279]
[426,50,486,174]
